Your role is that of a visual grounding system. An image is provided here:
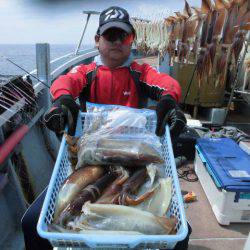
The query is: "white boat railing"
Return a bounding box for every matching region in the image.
[0,45,99,128]
[33,47,98,95]
[50,49,98,80]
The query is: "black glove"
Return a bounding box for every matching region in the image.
[44,95,79,136]
[155,95,187,139]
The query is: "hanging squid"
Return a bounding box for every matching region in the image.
[196,0,213,87]
[213,0,228,38]
[166,16,178,65]
[221,0,240,45]
[231,0,250,67]
[205,0,228,73]
[231,31,246,67]
[174,11,189,64]
[216,45,228,86]
[190,7,205,59]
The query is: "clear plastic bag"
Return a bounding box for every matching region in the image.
[76,104,164,168]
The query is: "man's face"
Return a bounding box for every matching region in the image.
[95,28,134,66]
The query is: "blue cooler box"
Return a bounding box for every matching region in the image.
[195,138,250,225]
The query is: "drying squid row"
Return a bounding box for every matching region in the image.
[132,19,169,58]
[165,0,249,89]
[132,0,249,92]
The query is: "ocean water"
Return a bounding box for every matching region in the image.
[0,44,93,77]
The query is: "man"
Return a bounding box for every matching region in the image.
[44,6,186,139]
[22,6,189,250]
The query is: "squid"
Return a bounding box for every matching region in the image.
[49,224,143,235]
[96,168,129,204]
[216,45,228,86]
[190,7,206,59]
[118,168,155,206]
[231,31,246,66]
[78,136,164,168]
[196,0,214,83]
[205,0,229,71]
[175,12,189,64]
[68,202,177,235]
[134,178,172,217]
[214,0,228,37]
[64,133,79,169]
[166,16,178,65]
[222,0,240,45]
[183,0,192,18]
[238,0,250,28]
[53,165,104,220]
[231,0,250,67]
[55,171,118,226]
[177,0,194,64]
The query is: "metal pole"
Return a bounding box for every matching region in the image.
[74,11,100,55]
[36,43,51,111]
[74,13,92,55]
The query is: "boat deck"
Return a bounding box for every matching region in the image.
[180,178,249,250]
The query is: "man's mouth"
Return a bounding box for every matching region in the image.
[110,47,122,52]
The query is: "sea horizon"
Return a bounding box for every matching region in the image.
[0,43,94,76]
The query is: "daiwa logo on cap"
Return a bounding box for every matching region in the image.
[98,6,134,35]
[104,8,125,21]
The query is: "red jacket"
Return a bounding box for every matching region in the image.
[50,57,181,108]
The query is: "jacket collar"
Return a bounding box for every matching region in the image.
[94,53,134,68]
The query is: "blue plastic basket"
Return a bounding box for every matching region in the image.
[37,112,188,249]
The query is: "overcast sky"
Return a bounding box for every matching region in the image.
[0,0,199,45]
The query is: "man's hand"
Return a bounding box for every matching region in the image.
[44,95,79,136]
[155,95,186,139]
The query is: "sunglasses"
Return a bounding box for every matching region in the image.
[102,29,134,45]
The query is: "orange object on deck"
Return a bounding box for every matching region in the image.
[184,191,197,203]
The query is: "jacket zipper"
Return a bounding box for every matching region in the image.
[111,69,113,100]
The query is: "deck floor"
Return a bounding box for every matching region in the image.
[180,178,250,250]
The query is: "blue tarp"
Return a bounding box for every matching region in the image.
[196,138,250,192]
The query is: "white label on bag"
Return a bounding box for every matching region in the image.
[228,170,250,178]
[106,110,147,128]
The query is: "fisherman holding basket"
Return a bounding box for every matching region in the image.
[22,6,190,250]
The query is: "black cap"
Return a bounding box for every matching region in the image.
[98,6,135,35]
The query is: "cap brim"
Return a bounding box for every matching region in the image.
[99,21,133,35]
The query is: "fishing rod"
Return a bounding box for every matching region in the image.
[5,58,50,89]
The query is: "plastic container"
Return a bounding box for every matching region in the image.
[195,138,250,225]
[37,112,188,249]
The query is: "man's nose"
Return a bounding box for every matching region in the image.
[112,39,122,45]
